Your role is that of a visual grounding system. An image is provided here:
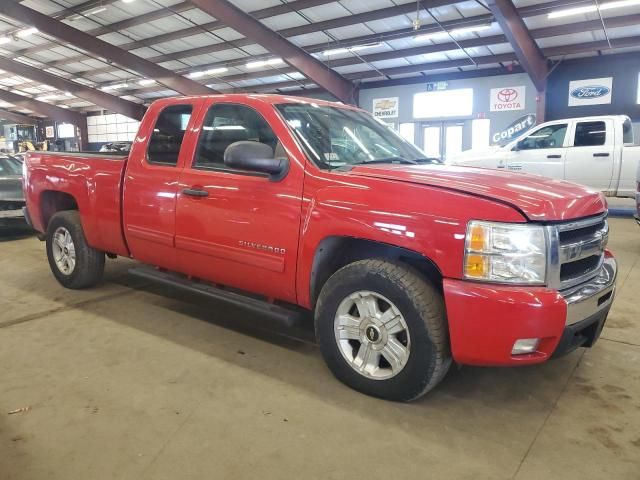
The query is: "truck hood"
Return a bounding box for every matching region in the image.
[349,164,606,221]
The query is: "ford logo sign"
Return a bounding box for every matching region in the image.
[570,86,610,99]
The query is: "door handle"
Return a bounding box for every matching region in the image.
[547,154,561,159]
[182,188,209,197]
[593,152,610,157]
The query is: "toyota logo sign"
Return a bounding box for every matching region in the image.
[490,86,525,112]
[497,88,518,102]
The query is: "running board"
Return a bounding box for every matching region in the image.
[129,266,304,326]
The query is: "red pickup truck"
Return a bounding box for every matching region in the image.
[23,94,617,401]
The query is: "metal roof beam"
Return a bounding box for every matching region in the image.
[486,0,548,91]
[188,0,357,104]
[0,108,38,124]
[0,89,85,125]
[48,0,596,85]
[0,57,146,120]
[13,0,336,66]
[0,1,216,96]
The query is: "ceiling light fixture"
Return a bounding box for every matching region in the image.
[138,78,156,86]
[548,0,640,18]
[122,0,137,3]
[322,43,382,56]
[0,37,11,45]
[414,24,492,41]
[70,6,108,20]
[16,27,38,38]
[101,83,128,91]
[245,58,284,69]
[188,67,228,79]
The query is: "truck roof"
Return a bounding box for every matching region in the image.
[148,93,358,110]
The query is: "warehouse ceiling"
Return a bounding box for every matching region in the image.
[0,0,639,119]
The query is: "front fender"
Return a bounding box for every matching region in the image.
[295,173,526,308]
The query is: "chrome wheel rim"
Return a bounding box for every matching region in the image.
[334,291,411,380]
[52,227,76,275]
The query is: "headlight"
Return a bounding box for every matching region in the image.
[464,221,546,284]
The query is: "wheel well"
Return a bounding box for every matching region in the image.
[40,191,78,229]
[310,236,443,306]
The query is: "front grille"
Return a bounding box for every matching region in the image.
[550,214,608,290]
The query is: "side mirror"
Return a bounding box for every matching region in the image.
[224,141,289,180]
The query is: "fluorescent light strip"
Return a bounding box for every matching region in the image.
[16,27,38,38]
[188,67,228,78]
[414,24,492,42]
[322,43,382,56]
[548,0,640,18]
[102,83,128,91]
[0,37,11,45]
[245,58,284,69]
[138,78,156,86]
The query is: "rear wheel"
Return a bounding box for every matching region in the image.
[46,211,105,289]
[315,259,451,401]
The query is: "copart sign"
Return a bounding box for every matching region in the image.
[492,114,536,145]
[372,97,399,119]
[490,86,526,112]
[568,77,612,106]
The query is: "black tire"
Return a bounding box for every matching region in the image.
[315,259,451,402]
[46,210,105,289]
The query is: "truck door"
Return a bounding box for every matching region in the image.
[507,122,568,179]
[122,101,201,271]
[564,119,615,192]
[174,101,304,303]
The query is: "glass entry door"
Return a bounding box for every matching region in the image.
[422,122,464,161]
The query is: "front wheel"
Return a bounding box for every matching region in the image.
[315,259,451,401]
[46,211,105,289]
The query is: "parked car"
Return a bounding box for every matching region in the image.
[10,153,26,163]
[447,115,640,198]
[23,95,617,401]
[0,154,27,228]
[99,141,132,153]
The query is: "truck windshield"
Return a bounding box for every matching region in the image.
[276,103,435,169]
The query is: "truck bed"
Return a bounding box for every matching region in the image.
[24,151,130,256]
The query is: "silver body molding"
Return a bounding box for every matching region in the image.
[561,256,617,326]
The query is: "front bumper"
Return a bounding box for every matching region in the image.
[444,255,617,366]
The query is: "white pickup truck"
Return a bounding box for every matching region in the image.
[447,115,640,198]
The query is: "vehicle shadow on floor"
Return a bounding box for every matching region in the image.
[83,274,582,415]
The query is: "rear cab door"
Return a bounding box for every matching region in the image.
[173,97,305,303]
[507,121,569,179]
[564,118,615,192]
[122,98,204,271]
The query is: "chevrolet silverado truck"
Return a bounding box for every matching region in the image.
[447,115,640,198]
[23,95,617,401]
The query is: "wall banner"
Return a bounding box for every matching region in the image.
[372,97,399,119]
[568,77,613,106]
[490,86,526,112]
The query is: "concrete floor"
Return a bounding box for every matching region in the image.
[0,218,639,480]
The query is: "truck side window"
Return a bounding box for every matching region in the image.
[147,104,193,166]
[574,121,606,147]
[193,103,278,169]
[519,124,567,150]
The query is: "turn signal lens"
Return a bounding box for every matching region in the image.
[468,224,487,252]
[464,254,488,278]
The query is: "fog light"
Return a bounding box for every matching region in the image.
[512,338,540,355]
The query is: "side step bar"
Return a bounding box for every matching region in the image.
[129,266,305,326]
